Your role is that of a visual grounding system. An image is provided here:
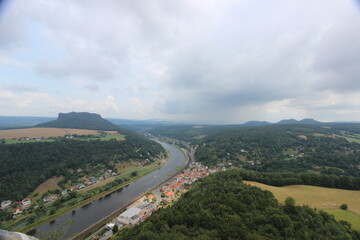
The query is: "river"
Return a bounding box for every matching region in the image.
[28,141,186,238]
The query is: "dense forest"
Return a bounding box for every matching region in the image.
[36,112,127,132]
[149,122,360,143]
[0,135,164,201]
[148,125,238,142]
[234,169,360,190]
[195,125,360,177]
[117,170,360,240]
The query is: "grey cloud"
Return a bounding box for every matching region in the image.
[0,1,26,50]
[2,0,360,122]
[36,52,117,81]
[312,17,360,92]
[84,83,100,92]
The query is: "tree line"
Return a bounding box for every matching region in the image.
[235,169,360,190]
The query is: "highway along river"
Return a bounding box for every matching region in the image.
[28,141,187,238]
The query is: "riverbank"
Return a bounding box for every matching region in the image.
[74,144,189,240]
[15,152,171,234]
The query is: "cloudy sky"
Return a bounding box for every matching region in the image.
[0,0,360,123]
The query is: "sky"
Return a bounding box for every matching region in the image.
[0,0,360,124]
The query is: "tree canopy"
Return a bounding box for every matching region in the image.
[195,125,360,177]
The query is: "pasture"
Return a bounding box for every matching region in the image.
[325,209,360,231]
[244,181,360,229]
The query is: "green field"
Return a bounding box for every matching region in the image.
[5,139,55,144]
[340,135,360,144]
[82,134,126,141]
[325,209,360,231]
[244,181,360,230]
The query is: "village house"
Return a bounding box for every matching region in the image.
[164,191,175,202]
[13,207,23,216]
[147,194,155,201]
[43,194,57,203]
[168,182,182,192]
[1,200,12,209]
[21,198,31,207]
[69,186,76,191]
[76,183,86,189]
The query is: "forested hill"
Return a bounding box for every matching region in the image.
[36,112,128,132]
[117,170,360,240]
[0,135,164,201]
[195,124,360,177]
[148,125,239,142]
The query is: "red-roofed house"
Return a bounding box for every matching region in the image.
[164,191,175,201]
[147,194,155,201]
[84,180,92,185]
[13,207,23,216]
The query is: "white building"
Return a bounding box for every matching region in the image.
[1,200,12,209]
[21,198,31,206]
[117,207,142,225]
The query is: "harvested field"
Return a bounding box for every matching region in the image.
[31,176,64,199]
[0,128,118,140]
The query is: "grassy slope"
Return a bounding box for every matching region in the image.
[325,209,360,231]
[244,181,360,230]
[30,176,64,200]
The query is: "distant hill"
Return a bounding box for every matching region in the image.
[36,112,127,132]
[148,125,240,142]
[241,120,271,127]
[276,118,322,125]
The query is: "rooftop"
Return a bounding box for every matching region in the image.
[165,191,175,197]
[119,207,142,219]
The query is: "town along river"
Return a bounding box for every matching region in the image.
[28,141,187,238]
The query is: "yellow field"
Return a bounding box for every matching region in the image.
[31,176,64,199]
[0,128,117,139]
[243,181,360,215]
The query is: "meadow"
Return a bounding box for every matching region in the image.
[244,181,360,230]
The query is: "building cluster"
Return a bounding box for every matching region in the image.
[43,171,117,204]
[160,166,209,203]
[1,198,31,217]
[94,163,211,240]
